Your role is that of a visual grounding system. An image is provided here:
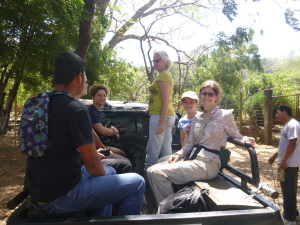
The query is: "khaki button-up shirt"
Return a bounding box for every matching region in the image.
[175,108,243,164]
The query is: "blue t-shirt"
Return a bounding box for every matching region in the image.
[177,114,193,131]
[88,104,112,143]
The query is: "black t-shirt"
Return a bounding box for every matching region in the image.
[27,94,94,202]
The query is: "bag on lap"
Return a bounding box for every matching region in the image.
[157,185,208,214]
[18,91,71,157]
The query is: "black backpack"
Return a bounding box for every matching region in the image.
[157,185,208,214]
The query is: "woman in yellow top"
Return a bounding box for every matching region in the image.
[144,50,176,171]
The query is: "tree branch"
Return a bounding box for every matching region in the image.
[142,0,209,18]
[108,0,210,49]
[108,0,157,49]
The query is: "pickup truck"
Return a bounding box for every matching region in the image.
[6,100,283,225]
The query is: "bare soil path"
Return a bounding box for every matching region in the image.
[0,134,299,224]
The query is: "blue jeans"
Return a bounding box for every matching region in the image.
[39,166,145,217]
[145,115,176,170]
[281,167,299,222]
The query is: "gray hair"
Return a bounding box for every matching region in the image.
[153,50,172,69]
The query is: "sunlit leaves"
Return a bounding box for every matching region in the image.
[0,0,84,108]
[193,27,262,99]
[285,8,300,32]
[222,0,238,22]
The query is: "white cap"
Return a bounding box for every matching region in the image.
[180,91,199,102]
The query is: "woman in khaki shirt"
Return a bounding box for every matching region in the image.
[147,80,255,204]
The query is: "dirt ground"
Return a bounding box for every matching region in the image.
[0,133,27,224]
[0,132,300,224]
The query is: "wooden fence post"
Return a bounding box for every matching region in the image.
[239,91,242,131]
[264,89,273,145]
[296,94,299,121]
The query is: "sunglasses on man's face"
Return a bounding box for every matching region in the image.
[200,92,216,97]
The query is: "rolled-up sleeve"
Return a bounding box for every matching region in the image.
[224,112,243,140]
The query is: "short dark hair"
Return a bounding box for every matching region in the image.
[277,105,292,116]
[53,52,85,85]
[89,84,109,97]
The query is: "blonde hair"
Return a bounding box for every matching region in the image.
[153,50,172,69]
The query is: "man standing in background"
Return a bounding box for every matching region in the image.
[268,105,300,225]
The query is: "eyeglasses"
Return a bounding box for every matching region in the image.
[200,92,216,97]
[152,59,162,63]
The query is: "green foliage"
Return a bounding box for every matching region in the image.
[242,90,264,127]
[97,58,141,101]
[243,91,264,114]
[193,27,263,102]
[285,8,300,32]
[83,7,149,102]
[243,70,298,125]
[0,0,84,109]
[272,57,300,88]
[244,72,297,97]
[85,44,148,101]
[222,0,238,22]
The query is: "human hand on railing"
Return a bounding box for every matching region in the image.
[243,136,256,147]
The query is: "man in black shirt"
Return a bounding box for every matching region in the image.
[27,52,145,216]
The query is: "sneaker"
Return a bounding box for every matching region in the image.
[283,218,296,225]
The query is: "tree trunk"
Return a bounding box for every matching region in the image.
[75,0,110,60]
[0,66,14,112]
[0,74,21,134]
[0,109,10,135]
[75,0,97,60]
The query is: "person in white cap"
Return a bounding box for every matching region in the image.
[178,91,199,147]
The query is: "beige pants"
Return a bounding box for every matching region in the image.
[146,157,219,204]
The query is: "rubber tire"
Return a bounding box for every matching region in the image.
[119,133,147,176]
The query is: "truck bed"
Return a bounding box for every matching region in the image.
[6,138,283,225]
